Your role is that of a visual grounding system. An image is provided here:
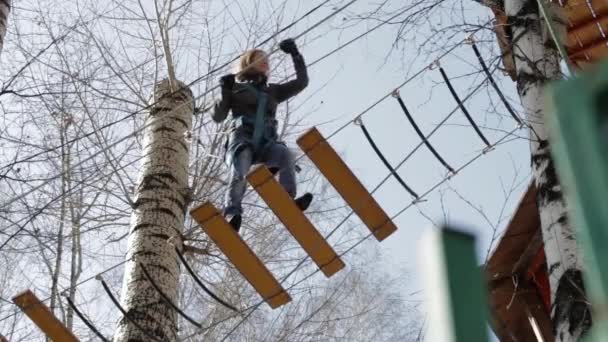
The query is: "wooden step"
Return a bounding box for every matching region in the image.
[12,290,79,342]
[190,203,291,309]
[297,127,397,241]
[247,165,345,278]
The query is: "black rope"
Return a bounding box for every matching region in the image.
[358,122,419,198]
[393,94,455,173]
[470,43,522,125]
[139,263,202,329]
[99,278,165,342]
[439,67,491,147]
[175,248,240,313]
[64,296,109,342]
[188,0,333,88]
[0,0,336,176]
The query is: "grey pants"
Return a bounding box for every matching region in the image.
[224,143,296,216]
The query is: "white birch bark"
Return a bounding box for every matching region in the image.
[505,0,591,340]
[113,79,193,342]
[0,0,9,57]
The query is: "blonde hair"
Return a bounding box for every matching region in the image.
[237,48,267,81]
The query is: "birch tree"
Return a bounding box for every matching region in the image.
[114,79,193,342]
[504,0,590,339]
[0,0,9,56]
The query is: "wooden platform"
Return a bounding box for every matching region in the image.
[297,127,397,241]
[12,290,79,342]
[485,184,553,341]
[247,165,345,278]
[190,203,291,309]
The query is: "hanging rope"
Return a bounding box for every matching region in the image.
[470,41,522,125]
[175,247,239,313]
[99,277,165,342]
[469,39,543,142]
[439,66,491,147]
[392,90,455,173]
[64,295,110,342]
[356,119,419,199]
[139,263,202,329]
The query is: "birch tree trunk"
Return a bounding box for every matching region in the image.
[113,79,193,342]
[0,0,9,56]
[505,0,591,340]
[49,116,69,317]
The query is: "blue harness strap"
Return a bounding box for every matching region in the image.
[252,87,268,152]
[227,84,274,161]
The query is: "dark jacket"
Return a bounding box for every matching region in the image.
[213,53,309,159]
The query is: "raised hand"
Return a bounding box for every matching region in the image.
[279,38,299,55]
[219,73,235,90]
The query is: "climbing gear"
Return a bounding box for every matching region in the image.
[252,86,268,153]
[229,83,277,159]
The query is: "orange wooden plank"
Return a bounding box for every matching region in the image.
[247,165,345,278]
[565,0,608,28]
[567,15,608,50]
[297,127,397,242]
[12,290,78,342]
[569,39,608,63]
[190,203,291,309]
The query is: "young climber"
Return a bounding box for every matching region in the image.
[212,38,313,232]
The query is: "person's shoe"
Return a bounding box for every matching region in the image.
[294,193,313,211]
[268,167,280,175]
[226,214,242,233]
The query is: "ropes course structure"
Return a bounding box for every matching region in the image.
[0,2,536,341]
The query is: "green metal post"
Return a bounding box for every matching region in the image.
[421,227,490,342]
[548,60,608,341]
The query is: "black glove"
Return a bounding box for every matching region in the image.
[219,74,235,90]
[279,38,299,55]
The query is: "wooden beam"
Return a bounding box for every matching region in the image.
[564,0,608,29]
[488,278,553,341]
[491,8,517,81]
[511,229,543,276]
[297,127,397,242]
[566,15,608,51]
[569,38,608,64]
[486,184,539,281]
[190,202,291,309]
[12,290,79,342]
[247,165,345,277]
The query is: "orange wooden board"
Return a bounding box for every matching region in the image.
[566,15,608,51]
[570,39,608,62]
[12,290,79,342]
[297,127,397,242]
[190,203,291,309]
[247,165,345,277]
[564,0,608,28]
